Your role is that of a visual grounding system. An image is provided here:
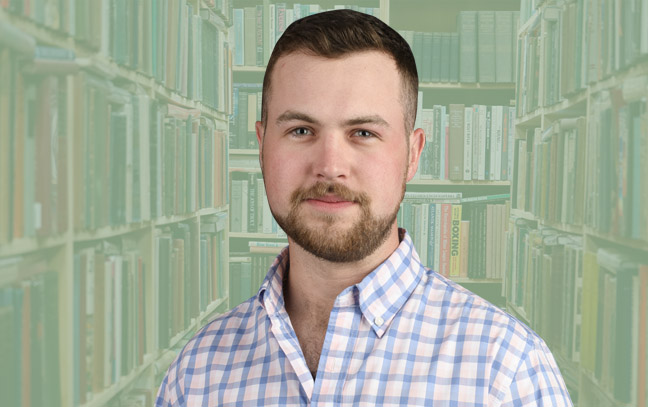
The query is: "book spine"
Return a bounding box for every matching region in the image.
[434,204,441,272]
[439,203,452,276]
[449,205,462,277]
[448,104,465,181]
[255,5,264,66]
[459,220,470,278]
[428,203,436,267]
[464,107,473,181]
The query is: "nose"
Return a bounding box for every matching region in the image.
[311,132,351,181]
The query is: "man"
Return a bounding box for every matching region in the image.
[156,9,573,406]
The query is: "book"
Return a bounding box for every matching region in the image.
[449,205,462,277]
[448,104,465,181]
[457,11,477,83]
[477,11,496,82]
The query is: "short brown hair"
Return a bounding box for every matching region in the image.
[261,9,419,136]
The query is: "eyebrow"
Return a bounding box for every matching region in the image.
[275,110,391,128]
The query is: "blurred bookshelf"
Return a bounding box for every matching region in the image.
[3,0,646,405]
[507,0,648,406]
[393,0,520,308]
[0,0,233,406]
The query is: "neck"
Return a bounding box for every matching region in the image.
[283,224,401,320]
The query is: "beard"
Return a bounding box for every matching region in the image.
[271,180,405,263]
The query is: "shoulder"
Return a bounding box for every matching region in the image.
[176,297,262,365]
[418,269,572,405]
[421,268,537,342]
[156,297,263,403]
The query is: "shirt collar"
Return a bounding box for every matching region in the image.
[257,228,426,338]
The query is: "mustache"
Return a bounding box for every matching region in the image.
[290,182,369,206]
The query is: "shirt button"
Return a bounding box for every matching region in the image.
[374,316,384,326]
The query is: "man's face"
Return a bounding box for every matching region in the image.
[256,51,423,263]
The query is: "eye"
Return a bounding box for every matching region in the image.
[290,127,312,137]
[354,129,376,138]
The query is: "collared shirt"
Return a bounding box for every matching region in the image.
[156,229,573,406]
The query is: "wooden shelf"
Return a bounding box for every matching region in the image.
[509,209,584,235]
[5,208,225,246]
[584,226,648,253]
[517,9,540,36]
[81,353,156,407]
[578,370,633,407]
[168,297,229,350]
[229,167,261,173]
[514,110,543,128]
[554,352,580,400]
[449,277,502,284]
[505,301,531,326]
[419,82,515,90]
[233,65,266,73]
[230,148,260,155]
[0,235,68,258]
[408,179,510,186]
[510,208,536,221]
[230,232,287,240]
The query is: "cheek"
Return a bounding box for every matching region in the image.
[261,154,301,207]
[363,161,407,204]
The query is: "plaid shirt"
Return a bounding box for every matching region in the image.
[156,229,573,406]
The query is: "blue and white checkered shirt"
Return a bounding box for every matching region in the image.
[156,229,573,406]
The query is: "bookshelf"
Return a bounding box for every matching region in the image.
[508,0,648,406]
[391,0,519,307]
[0,1,233,406]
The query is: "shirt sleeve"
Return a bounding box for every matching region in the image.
[499,337,574,407]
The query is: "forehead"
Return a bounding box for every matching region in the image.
[268,51,405,128]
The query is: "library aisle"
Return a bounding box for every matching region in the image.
[0,0,646,406]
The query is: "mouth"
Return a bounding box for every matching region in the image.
[309,195,353,204]
[304,195,356,210]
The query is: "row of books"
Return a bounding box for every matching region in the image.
[511,118,587,227]
[71,72,228,230]
[0,41,229,245]
[0,2,233,112]
[0,259,60,407]
[230,172,286,237]
[504,218,648,406]
[108,0,232,111]
[105,387,154,407]
[585,83,647,242]
[413,103,516,182]
[517,0,648,117]
[504,221,583,363]
[0,0,233,38]
[230,82,262,150]
[0,64,227,242]
[73,214,227,405]
[398,192,510,280]
[155,213,228,350]
[73,239,148,405]
[581,247,647,406]
[230,242,285,307]
[399,11,519,84]
[0,48,68,245]
[233,4,380,67]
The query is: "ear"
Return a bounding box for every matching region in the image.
[405,127,426,182]
[255,120,264,167]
